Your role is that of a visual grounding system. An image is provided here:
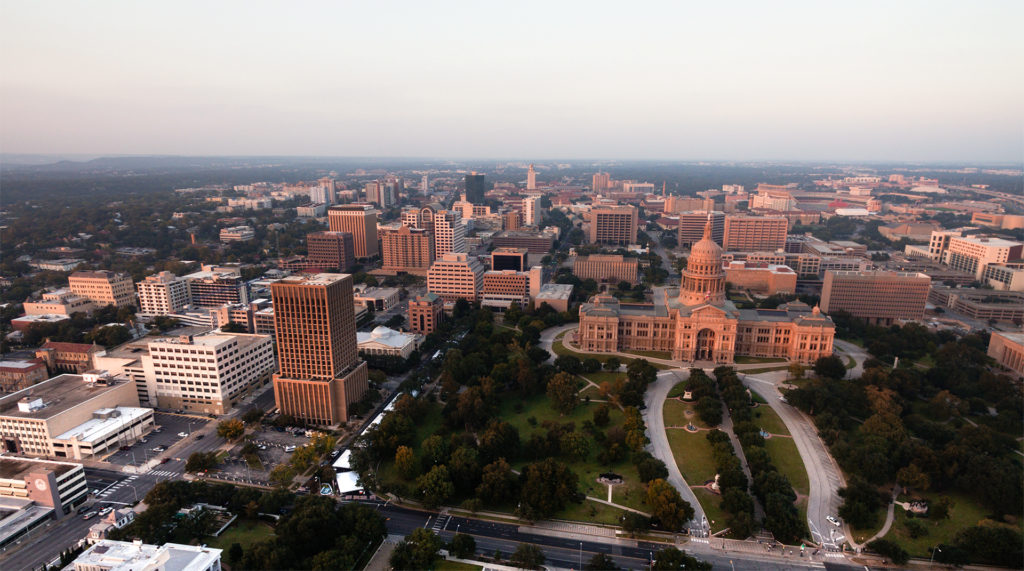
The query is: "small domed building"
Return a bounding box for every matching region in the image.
[577,215,835,364]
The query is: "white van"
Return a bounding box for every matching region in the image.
[284,445,296,453]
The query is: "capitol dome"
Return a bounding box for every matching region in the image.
[679,215,726,306]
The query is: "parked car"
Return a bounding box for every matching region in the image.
[195,434,205,440]
[82,511,98,520]
[284,445,296,453]
[827,515,841,527]
[98,507,113,516]
[177,432,188,438]
[119,445,130,451]
[160,457,171,464]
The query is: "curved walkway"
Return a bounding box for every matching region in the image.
[643,369,708,535]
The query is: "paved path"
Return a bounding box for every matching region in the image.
[863,485,900,546]
[739,371,846,549]
[643,369,708,535]
[834,339,869,379]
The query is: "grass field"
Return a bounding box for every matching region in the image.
[560,499,630,526]
[844,355,856,369]
[663,399,694,428]
[668,381,689,398]
[888,491,1012,558]
[735,356,787,364]
[693,488,728,533]
[742,365,790,374]
[436,560,483,571]
[581,372,626,385]
[206,518,275,551]
[764,436,809,497]
[750,403,789,436]
[665,428,717,486]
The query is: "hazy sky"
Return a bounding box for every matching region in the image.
[2,0,1022,162]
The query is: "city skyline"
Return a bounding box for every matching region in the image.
[2,0,1022,163]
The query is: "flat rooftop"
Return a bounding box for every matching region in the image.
[535,284,574,301]
[274,273,351,286]
[0,457,79,479]
[54,407,151,443]
[0,360,44,371]
[0,374,129,421]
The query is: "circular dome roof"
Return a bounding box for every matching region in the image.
[690,235,722,260]
[370,326,391,338]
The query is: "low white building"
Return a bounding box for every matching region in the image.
[353,287,401,311]
[52,407,154,460]
[357,326,422,359]
[70,539,221,571]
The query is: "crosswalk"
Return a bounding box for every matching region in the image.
[430,514,450,534]
[96,475,138,498]
[147,470,180,478]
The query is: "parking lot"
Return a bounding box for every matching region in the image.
[104,413,211,466]
[214,425,316,483]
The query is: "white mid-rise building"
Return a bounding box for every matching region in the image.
[70,539,221,571]
[523,194,543,226]
[433,210,466,257]
[942,235,1024,280]
[136,272,190,317]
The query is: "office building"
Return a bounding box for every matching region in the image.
[502,210,522,231]
[433,210,466,257]
[465,173,486,204]
[184,271,248,307]
[379,225,434,275]
[982,262,1024,291]
[136,272,190,317]
[0,457,88,518]
[522,194,543,226]
[723,216,788,252]
[678,211,725,248]
[353,287,401,312]
[22,289,95,317]
[592,172,610,192]
[533,283,573,312]
[927,229,964,261]
[69,540,221,571]
[408,293,443,334]
[928,287,1024,323]
[577,219,835,364]
[665,196,714,214]
[491,231,554,253]
[942,236,1023,280]
[481,270,531,309]
[588,205,638,246]
[140,333,274,414]
[527,164,537,190]
[820,270,930,325]
[271,274,368,426]
[312,177,337,205]
[724,262,797,295]
[68,271,135,309]
[307,231,355,272]
[427,253,484,302]
[971,212,1024,230]
[219,226,255,243]
[573,255,639,284]
[751,189,797,211]
[492,247,528,272]
[0,371,149,459]
[0,360,48,393]
[357,326,423,359]
[988,332,1024,377]
[328,205,379,259]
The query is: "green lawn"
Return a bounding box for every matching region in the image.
[665,429,717,486]
[694,488,728,533]
[888,491,1012,558]
[579,384,603,400]
[668,381,689,399]
[844,355,857,369]
[560,499,630,526]
[552,338,674,370]
[206,518,275,551]
[742,365,790,374]
[735,356,787,364]
[437,560,483,571]
[750,403,790,436]
[581,372,626,385]
[663,399,693,428]
[624,350,673,360]
[764,436,808,497]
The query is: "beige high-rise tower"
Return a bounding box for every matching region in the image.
[527,164,537,190]
[271,274,368,426]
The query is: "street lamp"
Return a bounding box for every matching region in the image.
[579,541,582,570]
[930,546,942,565]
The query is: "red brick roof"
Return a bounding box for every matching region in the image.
[40,341,101,353]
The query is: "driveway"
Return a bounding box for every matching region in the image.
[833,339,869,379]
[739,372,847,549]
[538,323,578,364]
[643,369,707,535]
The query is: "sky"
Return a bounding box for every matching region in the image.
[1,0,1022,163]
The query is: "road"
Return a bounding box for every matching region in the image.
[538,323,579,363]
[833,339,868,379]
[738,372,846,550]
[374,501,827,571]
[643,369,707,535]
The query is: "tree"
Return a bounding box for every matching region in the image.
[636,456,668,483]
[185,451,217,473]
[560,431,591,461]
[268,464,296,487]
[421,434,450,466]
[813,355,847,380]
[896,464,930,492]
[554,355,582,374]
[477,458,517,504]
[651,547,711,570]
[621,512,650,535]
[395,445,417,480]
[417,465,454,509]
[603,357,621,372]
[518,458,579,520]
[788,362,806,381]
[585,553,619,570]
[510,543,545,570]
[216,419,244,441]
[449,533,476,559]
[227,542,243,564]
[220,321,248,333]
[547,372,580,415]
[645,479,695,531]
[867,539,909,565]
[592,404,610,427]
[390,528,442,570]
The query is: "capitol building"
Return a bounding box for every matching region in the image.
[577,218,835,364]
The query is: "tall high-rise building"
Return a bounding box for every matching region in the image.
[522,194,543,226]
[379,225,434,275]
[527,164,537,190]
[678,211,725,247]
[723,215,789,252]
[421,174,429,195]
[820,270,930,325]
[433,210,465,257]
[588,205,638,246]
[184,270,249,307]
[465,173,486,204]
[307,231,355,272]
[592,172,611,192]
[408,293,444,334]
[328,205,379,259]
[315,177,337,205]
[136,272,190,316]
[68,271,135,308]
[427,253,484,302]
[271,274,368,426]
